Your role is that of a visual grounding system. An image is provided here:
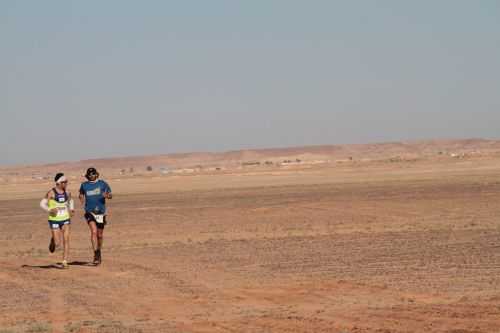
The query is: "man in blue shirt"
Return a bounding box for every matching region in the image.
[79,167,112,265]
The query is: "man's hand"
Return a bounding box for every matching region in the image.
[70,210,75,218]
[49,208,58,217]
[79,193,85,206]
[103,192,112,199]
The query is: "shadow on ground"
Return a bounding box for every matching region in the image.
[21,261,95,269]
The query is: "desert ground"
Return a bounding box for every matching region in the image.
[1,141,500,333]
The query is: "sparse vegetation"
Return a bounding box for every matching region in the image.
[64,320,142,333]
[26,323,51,333]
[96,320,142,333]
[64,322,82,333]
[242,161,261,166]
[0,329,15,333]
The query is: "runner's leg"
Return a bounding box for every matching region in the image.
[88,221,98,251]
[88,221,101,264]
[51,228,62,250]
[61,224,70,263]
[96,228,104,263]
[97,228,104,250]
[49,232,56,253]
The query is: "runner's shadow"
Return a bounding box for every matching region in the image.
[22,264,63,269]
[22,261,95,269]
[68,261,95,266]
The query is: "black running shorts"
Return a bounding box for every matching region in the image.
[84,212,107,229]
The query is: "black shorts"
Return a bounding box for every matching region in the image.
[48,220,71,230]
[84,212,107,229]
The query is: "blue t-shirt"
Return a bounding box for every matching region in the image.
[79,180,112,214]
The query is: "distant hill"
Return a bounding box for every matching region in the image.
[2,138,500,178]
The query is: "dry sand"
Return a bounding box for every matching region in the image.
[1,142,500,332]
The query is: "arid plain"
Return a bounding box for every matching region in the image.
[1,140,500,333]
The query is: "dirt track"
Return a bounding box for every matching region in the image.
[1,160,500,332]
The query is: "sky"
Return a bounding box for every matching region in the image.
[1,1,500,165]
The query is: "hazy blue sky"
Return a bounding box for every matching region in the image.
[2,1,499,165]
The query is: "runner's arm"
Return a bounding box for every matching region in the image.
[103,182,112,199]
[67,192,75,213]
[78,184,85,206]
[40,191,57,215]
[39,198,49,211]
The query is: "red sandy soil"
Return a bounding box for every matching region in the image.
[1,141,500,332]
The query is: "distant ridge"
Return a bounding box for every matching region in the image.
[2,138,500,176]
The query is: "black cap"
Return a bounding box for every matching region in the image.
[86,167,97,176]
[85,167,99,180]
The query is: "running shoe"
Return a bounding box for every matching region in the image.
[61,260,68,269]
[93,250,101,265]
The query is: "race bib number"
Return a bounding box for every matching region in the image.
[57,207,68,217]
[93,214,105,223]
